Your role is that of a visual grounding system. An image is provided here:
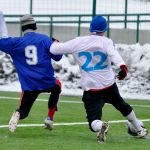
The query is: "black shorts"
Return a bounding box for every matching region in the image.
[17,81,61,120]
[82,83,132,124]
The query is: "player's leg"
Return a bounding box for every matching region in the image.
[18,91,39,119]
[8,91,39,132]
[82,90,109,143]
[106,83,148,137]
[44,79,61,130]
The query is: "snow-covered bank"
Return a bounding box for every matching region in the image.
[0,43,150,100]
[0,80,150,100]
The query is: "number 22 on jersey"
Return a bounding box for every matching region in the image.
[78,51,108,72]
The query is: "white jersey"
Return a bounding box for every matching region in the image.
[50,35,125,91]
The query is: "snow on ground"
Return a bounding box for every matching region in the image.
[0,43,150,100]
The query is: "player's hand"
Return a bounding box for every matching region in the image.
[117,65,128,80]
[52,37,59,42]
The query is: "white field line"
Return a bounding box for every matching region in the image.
[0,96,150,108]
[0,96,82,103]
[0,119,150,128]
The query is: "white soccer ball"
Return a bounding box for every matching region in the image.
[126,120,144,133]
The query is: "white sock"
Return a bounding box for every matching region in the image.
[91,120,103,132]
[126,110,142,131]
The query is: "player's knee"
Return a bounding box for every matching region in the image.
[116,102,132,116]
[57,85,61,94]
[89,120,103,132]
[20,113,28,120]
[53,84,61,94]
[55,79,61,94]
[123,104,133,116]
[56,79,62,88]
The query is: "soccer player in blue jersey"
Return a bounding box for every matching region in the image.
[0,11,62,132]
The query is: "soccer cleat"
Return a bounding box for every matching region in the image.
[128,126,148,138]
[127,121,148,138]
[8,111,20,132]
[136,128,148,138]
[44,117,54,130]
[97,122,109,143]
[128,127,138,136]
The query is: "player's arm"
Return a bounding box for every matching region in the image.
[46,37,62,61]
[105,39,128,80]
[0,11,14,54]
[0,11,8,38]
[0,38,14,54]
[49,52,62,61]
[50,38,76,55]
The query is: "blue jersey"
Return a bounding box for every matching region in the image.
[0,32,62,91]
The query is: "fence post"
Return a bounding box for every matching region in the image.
[107,16,110,38]
[50,17,53,37]
[20,22,22,37]
[124,0,128,28]
[92,0,97,18]
[78,16,81,36]
[30,0,33,14]
[136,14,140,43]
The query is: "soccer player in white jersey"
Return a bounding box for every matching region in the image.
[50,16,148,143]
[0,11,62,132]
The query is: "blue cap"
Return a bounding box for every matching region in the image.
[89,16,107,33]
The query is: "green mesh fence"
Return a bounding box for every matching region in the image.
[0,0,150,44]
[1,0,149,15]
[0,0,30,14]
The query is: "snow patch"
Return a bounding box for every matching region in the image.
[0,44,150,100]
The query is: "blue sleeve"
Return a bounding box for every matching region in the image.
[44,36,63,61]
[49,52,63,61]
[0,37,14,54]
